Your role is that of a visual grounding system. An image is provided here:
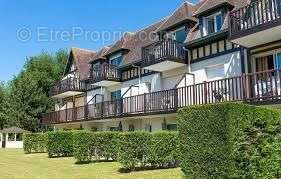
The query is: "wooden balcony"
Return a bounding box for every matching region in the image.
[229,0,281,48]
[42,68,281,124]
[49,77,87,98]
[141,39,186,72]
[90,63,121,87]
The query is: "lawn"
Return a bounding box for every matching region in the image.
[0,149,184,179]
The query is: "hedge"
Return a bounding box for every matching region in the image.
[46,131,74,158]
[23,133,47,153]
[177,103,281,179]
[118,131,179,171]
[93,132,119,161]
[73,131,119,163]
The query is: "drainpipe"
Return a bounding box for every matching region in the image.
[183,46,196,85]
[132,64,141,95]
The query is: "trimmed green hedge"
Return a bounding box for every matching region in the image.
[73,131,93,163]
[46,131,74,158]
[73,131,119,163]
[23,133,47,153]
[177,103,281,179]
[93,132,119,161]
[118,131,179,171]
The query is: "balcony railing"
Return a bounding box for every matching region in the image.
[49,77,87,97]
[90,63,121,84]
[43,68,281,124]
[229,0,281,38]
[141,39,185,66]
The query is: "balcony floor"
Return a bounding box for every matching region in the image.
[93,80,121,87]
[52,91,84,99]
[231,22,281,48]
[143,60,186,72]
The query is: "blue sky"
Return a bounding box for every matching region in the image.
[0,0,198,82]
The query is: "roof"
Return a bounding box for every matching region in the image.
[193,0,249,16]
[122,20,165,66]
[156,2,197,32]
[68,48,96,80]
[89,46,110,63]
[0,127,29,133]
[104,32,134,57]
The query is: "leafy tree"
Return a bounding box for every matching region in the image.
[5,49,68,132]
[0,82,8,129]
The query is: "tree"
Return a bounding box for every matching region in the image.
[0,82,8,129]
[5,49,68,132]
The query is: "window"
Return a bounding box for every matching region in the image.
[166,27,187,43]
[16,133,22,141]
[167,124,177,131]
[110,55,123,67]
[111,90,121,100]
[92,62,100,71]
[8,133,15,141]
[206,64,225,80]
[276,53,281,69]
[203,12,223,36]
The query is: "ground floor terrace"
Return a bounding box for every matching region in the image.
[42,68,281,128]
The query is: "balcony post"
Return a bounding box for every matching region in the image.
[204,81,208,104]
[84,104,88,119]
[143,93,147,113]
[174,88,178,109]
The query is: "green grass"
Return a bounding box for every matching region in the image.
[0,149,183,179]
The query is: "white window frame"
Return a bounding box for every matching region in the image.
[203,12,222,36]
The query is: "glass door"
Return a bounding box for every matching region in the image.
[275,52,281,69]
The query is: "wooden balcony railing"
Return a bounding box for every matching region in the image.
[229,0,281,38]
[43,68,281,124]
[90,63,121,84]
[141,39,185,66]
[49,77,87,97]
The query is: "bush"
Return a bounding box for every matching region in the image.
[23,133,47,153]
[177,103,281,179]
[93,132,119,161]
[73,131,119,163]
[117,131,179,171]
[46,131,74,158]
[118,131,151,170]
[148,131,179,168]
[73,131,93,163]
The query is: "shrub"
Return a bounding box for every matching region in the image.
[23,133,47,153]
[73,131,119,163]
[93,132,119,161]
[73,131,93,163]
[46,131,74,158]
[148,131,179,168]
[118,131,151,170]
[177,103,281,179]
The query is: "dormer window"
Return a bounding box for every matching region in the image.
[165,27,187,43]
[110,54,123,67]
[203,12,223,36]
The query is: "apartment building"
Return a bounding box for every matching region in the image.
[42,0,281,132]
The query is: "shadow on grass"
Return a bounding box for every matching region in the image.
[24,152,46,155]
[118,166,178,173]
[75,160,115,165]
